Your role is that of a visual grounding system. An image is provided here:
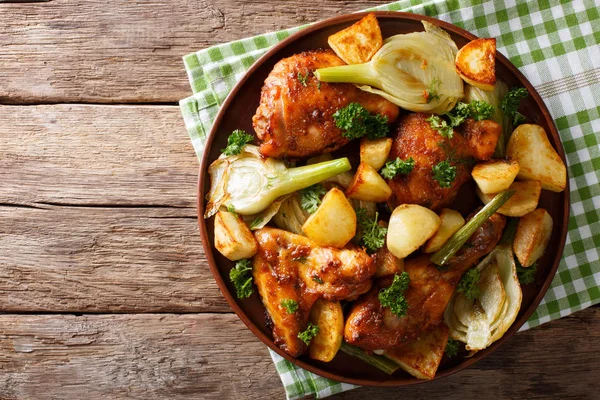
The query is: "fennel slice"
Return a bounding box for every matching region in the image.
[465,303,492,351]
[490,248,523,342]
[477,258,507,328]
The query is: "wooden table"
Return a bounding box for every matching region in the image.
[0,1,597,398]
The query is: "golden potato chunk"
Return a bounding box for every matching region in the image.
[360,137,393,171]
[477,180,541,217]
[302,188,356,247]
[514,208,553,267]
[383,324,450,380]
[455,38,496,91]
[472,159,520,194]
[214,209,258,261]
[308,299,344,362]
[506,124,567,192]
[327,13,383,65]
[387,204,441,258]
[345,162,392,202]
[423,208,466,253]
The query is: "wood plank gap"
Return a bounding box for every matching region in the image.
[0,101,179,107]
[0,0,51,3]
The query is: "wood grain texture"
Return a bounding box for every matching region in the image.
[0,204,229,312]
[0,105,196,207]
[0,0,384,103]
[0,310,597,400]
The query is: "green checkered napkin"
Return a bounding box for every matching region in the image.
[180,0,600,398]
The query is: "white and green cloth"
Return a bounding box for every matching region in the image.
[179,0,600,398]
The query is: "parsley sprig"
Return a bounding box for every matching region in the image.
[425,78,442,103]
[516,260,537,285]
[500,87,529,126]
[297,72,309,86]
[221,130,254,156]
[333,103,389,140]
[356,208,387,253]
[445,338,460,358]
[229,259,254,299]
[457,267,480,300]
[432,160,457,188]
[426,115,454,138]
[298,323,320,345]
[378,272,411,317]
[380,157,415,180]
[281,299,299,314]
[300,184,326,214]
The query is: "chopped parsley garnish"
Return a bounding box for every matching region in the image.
[249,217,263,229]
[221,129,254,156]
[292,256,308,264]
[425,78,442,103]
[356,208,387,253]
[298,323,320,345]
[333,103,389,140]
[445,102,471,127]
[380,157,415,180]
[442,100,495,130]
[226,204,237,216]
[300,184,327,214]
[281,299,299,314]
[297,72,309,86]
[445,338,460,358]
[432,160,457,188]
[229,259,254,299]
[378,272,411,317]
[500,87,529,126]
[457,268,481,300]
[469,100,495,121]
[516,260,537,285]
[312,275,324,284]
[426,115,454,138]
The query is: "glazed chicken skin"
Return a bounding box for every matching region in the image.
[253,49,399,159]
[344,212,506,351]
[252,227,376,357]
[387,113,501,211]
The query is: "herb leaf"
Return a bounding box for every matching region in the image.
[445,338,460,358]
[297,72,309,86]
[380,157,415,180]
[333,103,389,140]
[500,87,529,126]
[298,322,320,345]
[221,130,254,156]
[516,260,537,285]
[281,299,299,314]
[457,268,480,300]
[229,259,254,299]
[301,184,327,214]
[378,272,411,317]
[432,160,457,188]
[226,204,237,216]
[249,217,263,229]
[445,102,471,127]
[356,208,387,253]
[425,78,442,103]
[426,115,454,138]
[469,100,495,121]
[312,275,323,284]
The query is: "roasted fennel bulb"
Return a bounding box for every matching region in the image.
[205,145,351,217]
[315,21,464,114]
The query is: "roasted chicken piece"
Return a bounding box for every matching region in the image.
[344,212,506,351]
[252,227,376,356]
[252,49,399,159]
[387,113,501,211]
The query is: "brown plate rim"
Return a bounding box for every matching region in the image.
[196,11,570,387]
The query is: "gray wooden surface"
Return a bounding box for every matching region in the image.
[0,1,597,399]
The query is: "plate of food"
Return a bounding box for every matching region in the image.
[197,11,569,385]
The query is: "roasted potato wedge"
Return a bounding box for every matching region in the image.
[302,188,356,247]
[214,209,258,261]
[373,245,404,278]
[506,124,567,192]
[455,38,496,91]
[360,137,393,171]
[514,208,553,267]
[383,324,450,380]
[472,159,520,194]
[477,180,541,217]
[345,162,392,202]
[387,204,441,259]
[328,13,383,65]
[423,208,465,253]
[308,299,344,362]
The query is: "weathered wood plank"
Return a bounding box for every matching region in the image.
[0,104,197,207]
[0,310,597,400]
[0,0,385,103]
[0,204,229,312]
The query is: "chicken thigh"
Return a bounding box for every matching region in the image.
[253,50,399,159]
